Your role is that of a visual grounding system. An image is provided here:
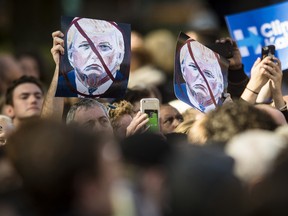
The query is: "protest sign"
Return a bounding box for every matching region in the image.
[56,16,131,98]
[226,2,288,75]
[174,32,229,113]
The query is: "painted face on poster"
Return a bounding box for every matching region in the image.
[174,32,228,113]
[56,16,131,99]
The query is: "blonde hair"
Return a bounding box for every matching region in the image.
[226,130,287,185]
[174,119,196,134]
[187,115,208,145]
[182,108,203,122]
[109,100,133,129]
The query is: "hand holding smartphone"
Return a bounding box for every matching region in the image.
[261,45,275,60]
[140,98,160,132]
[207,41,234,59]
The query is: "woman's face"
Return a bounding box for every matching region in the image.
[181,43,223,108]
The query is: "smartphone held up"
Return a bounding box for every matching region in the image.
[140,98,160,132]
[261,45,275,60]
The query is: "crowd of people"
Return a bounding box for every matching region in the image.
[0,18,288,216]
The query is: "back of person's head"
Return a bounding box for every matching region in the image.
[225,129,287,186]
[165,145,246,216]
[66,98,108,124]
[248,144,288,216]
[255,104,287,126]
[120,132,171,168]
[120,132,174,216]
[5,119,105,215]
[165,132,188,147]
[276,124,288,142]
[204,101,278,144]
[5,75,44,106]
[0,146,28,215]
[122,87,151,104]
[122,85,162,104]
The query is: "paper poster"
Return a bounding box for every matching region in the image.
[174,32,229,113]
[56,16,131,98]
[225,2,288,75]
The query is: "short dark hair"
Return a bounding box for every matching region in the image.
[5,75,44,105]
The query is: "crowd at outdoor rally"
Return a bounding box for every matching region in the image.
[1,2,288,216]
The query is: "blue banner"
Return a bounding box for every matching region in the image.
[225,2,288,76]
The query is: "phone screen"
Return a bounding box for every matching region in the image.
[261,45,275,60]
[144,109,159,132]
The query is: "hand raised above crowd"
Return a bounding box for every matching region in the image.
[215,37,242,70]
[241,55,285,107]
[126,111,149,137]
[263,57,282,93]
[248,56,274,92]
[51,31,64,65]
[264,58,286,110]
[240,57,270,103]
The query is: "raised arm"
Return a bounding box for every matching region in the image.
[41,31,65,121]
[240,56,272,104]
[267,58,286,109]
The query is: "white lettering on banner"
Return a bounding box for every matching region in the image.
[265,35,288,49]
[261,23,273,37]
[261,19,288,37]
[234,19,288,58]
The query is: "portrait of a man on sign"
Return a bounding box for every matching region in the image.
[174,32,228,113]
[56,16,131,98]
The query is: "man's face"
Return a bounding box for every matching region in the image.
[70,26,121,88]
[73,105,113,135]
[160,105,183,134]
[182,49,222,107]
[9,83,44,120]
